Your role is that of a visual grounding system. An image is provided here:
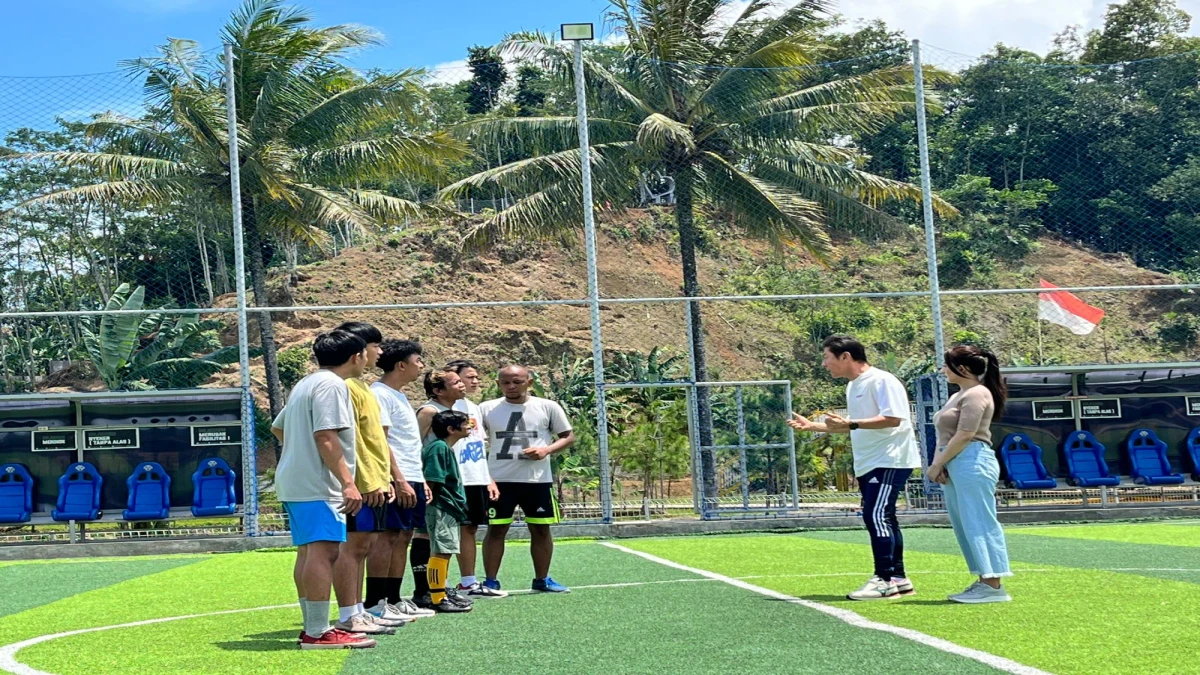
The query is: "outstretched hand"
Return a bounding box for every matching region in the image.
[787,412,817,431]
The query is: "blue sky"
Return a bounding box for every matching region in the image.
[0,0,613,77]
[3,0,1200,78]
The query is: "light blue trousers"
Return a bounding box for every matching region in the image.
[941,441,1012,579]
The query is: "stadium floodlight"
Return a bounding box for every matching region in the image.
[561,23,595,41]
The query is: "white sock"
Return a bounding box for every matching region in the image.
[298,597,308,627]
[338,605,357,623]
[460,575,477,588]
[304,600,331,637]
[355,602,365,616]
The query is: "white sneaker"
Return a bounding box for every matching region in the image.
[892,577,916,596]
[394,598,436,619]
[949,582,1011,604]
[847,576,899,601]
[335,613,395,635]
[367,600,414,625]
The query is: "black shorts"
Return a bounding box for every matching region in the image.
[463,484,492,526]
[347,504,388,533]
[489,482,560,525]
[347,481,426,533]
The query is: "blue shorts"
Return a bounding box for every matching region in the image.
[384,481,426,531]
[283,501,346,546]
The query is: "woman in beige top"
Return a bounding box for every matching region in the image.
[928,345,1013,604]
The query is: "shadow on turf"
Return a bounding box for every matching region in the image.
[781,595,955,606]
[215,630,299,652]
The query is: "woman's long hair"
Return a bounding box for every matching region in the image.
[945,345,1006,417]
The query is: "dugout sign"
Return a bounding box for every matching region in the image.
[1032,400,1075,421]
[1186,396,1200,417]
[83,428,140,450]
[1079,398,1121,419]
[31,430,77,452]
[191,424,241,447]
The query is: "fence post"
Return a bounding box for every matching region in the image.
[785,381,800,509]
[224,44,257,538]
[572,40,613,525]
[911,40,946,368]
[736,387,749,509]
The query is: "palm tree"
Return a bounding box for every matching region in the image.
[6,0,465,417]
[440,0,954,502]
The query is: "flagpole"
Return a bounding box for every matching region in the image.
[1036,311,1044,366]
[1100,325,1111,364]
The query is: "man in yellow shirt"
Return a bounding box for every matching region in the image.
[331,322,405,635]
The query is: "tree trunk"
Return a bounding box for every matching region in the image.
[242,197,285,428]
[672,166,717,508]
[196,220,215,304]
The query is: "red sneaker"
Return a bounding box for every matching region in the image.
[299,629,377,650]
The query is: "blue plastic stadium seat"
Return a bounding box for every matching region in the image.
[51,462,103,522]
[1188,428,1200,482]
[1125,429,1184,486]
[0,464,34,524]
[123,462,171,521]
[191,457,237,517]
[1062,431,1121,487]
[998,435,1058,490]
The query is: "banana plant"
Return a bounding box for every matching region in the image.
[81,283,257,390]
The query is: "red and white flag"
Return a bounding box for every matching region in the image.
[1038,280,1105,335]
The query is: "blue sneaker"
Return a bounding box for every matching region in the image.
[532,577,570,593]
[482,578,503,592]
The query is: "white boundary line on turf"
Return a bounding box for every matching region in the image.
[0,604,295,675]
[601,542,1053,675]
[4,564,1197,675]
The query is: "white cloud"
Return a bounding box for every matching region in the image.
[717,0,1200,59]
[425,59,471,85]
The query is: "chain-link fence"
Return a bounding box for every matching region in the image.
[3,2,1200,539]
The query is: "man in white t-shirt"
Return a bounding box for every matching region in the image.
[365,339,436,622]
[270,330,375,650]
[444,359,504,599]
[479,365,574,594]
[789,335,921,601]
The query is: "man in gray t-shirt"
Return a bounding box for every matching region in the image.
[269,331,375,649]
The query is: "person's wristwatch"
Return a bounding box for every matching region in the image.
[848,422,860,431]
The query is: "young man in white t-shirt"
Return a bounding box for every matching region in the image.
[270,330,375,650]
[789,335,921,601]
[480,365,575,594]
[366,339,436,621]
[444,359,504,598]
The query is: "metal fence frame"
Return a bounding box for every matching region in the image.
[5,40,1200,541]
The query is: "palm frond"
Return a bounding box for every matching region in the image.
[698,151,832,259]
[449,116,637,155]
[9,178,193,210]
[501,32,656,116]
[301,132,467,184]
[635,113,696,154]
[755,155,957,220]
[82,115,183,162]
[11,151,185,180]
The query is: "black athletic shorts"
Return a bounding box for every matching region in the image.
[489,482,560,525]
[347,504,389,533]
[347,481,426,533]
[463,484,492,526]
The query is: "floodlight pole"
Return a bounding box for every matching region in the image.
[912,40,946,368]
[225,44,257,537]
[568,28,613,524]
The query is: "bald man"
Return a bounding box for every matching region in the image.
[479,365,575,594]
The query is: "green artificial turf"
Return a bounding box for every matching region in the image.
[1009,522,1200,547]
[15,542,994,675]
[804,525,1200,585]
[0,557,205,620]
[7,526,1200,675]
[624,532,1200,675]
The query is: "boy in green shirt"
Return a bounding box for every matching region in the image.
[422,410,473,613]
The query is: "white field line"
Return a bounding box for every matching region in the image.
[4,564,1197,675]
[0,604,296,675]
[602,542,1053,675]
